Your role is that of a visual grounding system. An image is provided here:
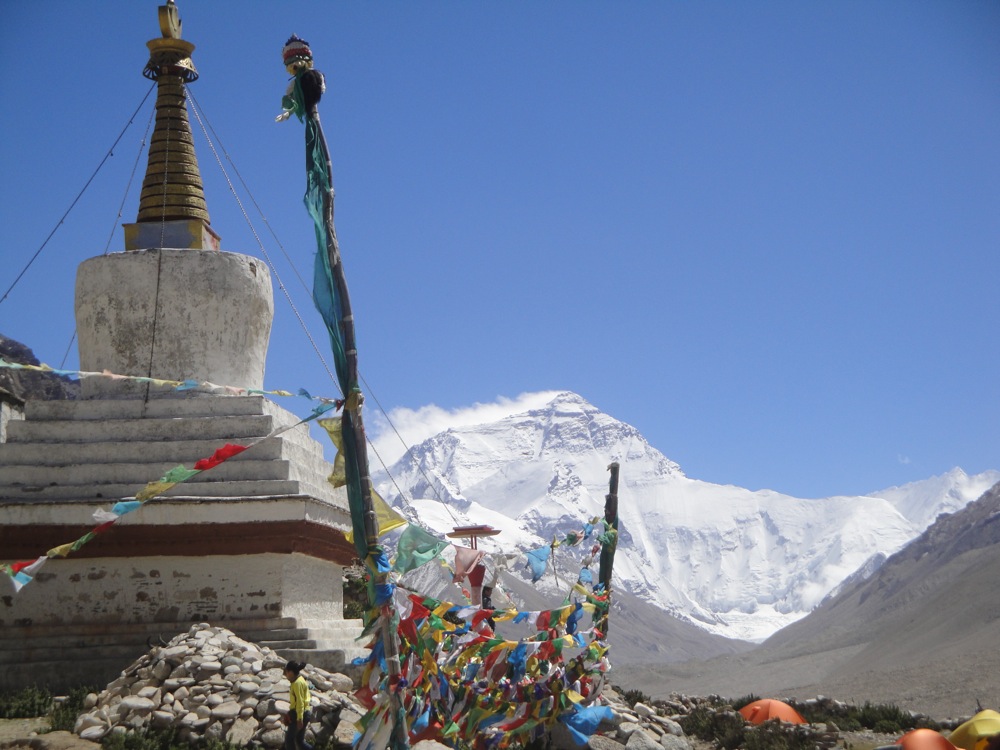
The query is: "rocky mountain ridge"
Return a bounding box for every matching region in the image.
[374,391,999,643]
[0,335,79,402]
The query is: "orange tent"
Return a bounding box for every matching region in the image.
[898,728,959,750]
[738,699,806,725]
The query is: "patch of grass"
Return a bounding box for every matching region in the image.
[0,686,52,719]
[855,702,917,734]
[731,694,761,711]
[680,707,747,750]
[101,728,250,750]
[49,686,97,732]
[743,721,818,750]
[621,688,650,708]
[792,699,935,734]
[99,726,341,750]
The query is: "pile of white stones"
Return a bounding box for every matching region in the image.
[72,623,364,747]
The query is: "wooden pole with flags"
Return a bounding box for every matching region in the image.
[598,461,619,636]
[311,104,410,750]
[278,34,408,749]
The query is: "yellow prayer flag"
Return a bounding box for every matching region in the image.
[571,583,590,597]
[343,490,407,543]
[46,543,75,558]
[492,609,518,623]
[136,481,175,502]
[318,418,347,488]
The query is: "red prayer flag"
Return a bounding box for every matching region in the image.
[194,443,248,470]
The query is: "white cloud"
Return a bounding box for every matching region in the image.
[367,391,563,468]
[897,454,912,465]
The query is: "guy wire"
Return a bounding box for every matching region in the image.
[187,91,460,525]
[0,83,156,307]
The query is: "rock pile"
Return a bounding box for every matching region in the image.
[68,623,922,750]
[72,623,363,747]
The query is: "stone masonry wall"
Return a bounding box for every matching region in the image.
[2,553,343,627]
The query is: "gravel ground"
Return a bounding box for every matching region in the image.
[0,724,99,750]
[0,716,925,750]
[0,719,50,745]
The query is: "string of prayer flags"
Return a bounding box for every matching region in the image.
[353,582,612,750]
[46,519,116,559]
[0,358,342,409]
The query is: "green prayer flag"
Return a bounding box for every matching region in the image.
[392,524,449,574]
[161,466,201,484]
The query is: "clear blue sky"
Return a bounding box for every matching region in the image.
[1,1,997,499]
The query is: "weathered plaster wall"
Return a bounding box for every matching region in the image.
[75,249,273,398]
[0,553,343,627]
[279,554,345,624]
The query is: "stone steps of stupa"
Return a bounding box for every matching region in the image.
[0,394,343,504]
[0,478,324,501]
[5,413,281,444]
[24,395,285,421]
[0,459,299,487]
[0,435,288,465]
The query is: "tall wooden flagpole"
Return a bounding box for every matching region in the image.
[278,35,407,750]
[598,462,619,636]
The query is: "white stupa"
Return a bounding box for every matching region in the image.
[0,1,366,691]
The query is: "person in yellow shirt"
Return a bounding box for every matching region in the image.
[283,661,313,750]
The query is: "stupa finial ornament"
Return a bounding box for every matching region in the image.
[126,0,218,250]
[158,0,183,39]
[143,0,198,83]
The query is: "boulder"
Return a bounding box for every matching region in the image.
[659,736,692,750]
[226,717,259,745]
[625,729,662,750]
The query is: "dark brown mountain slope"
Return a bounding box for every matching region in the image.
[0,334,79,401]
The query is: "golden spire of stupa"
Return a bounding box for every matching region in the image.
[125,0,219,250]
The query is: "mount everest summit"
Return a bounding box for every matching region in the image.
[372,390,999,643]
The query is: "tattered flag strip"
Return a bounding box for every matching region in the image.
[0,557,47,592]
[0,358,343,409]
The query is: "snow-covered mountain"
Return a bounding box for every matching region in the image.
[372,391,999,642]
